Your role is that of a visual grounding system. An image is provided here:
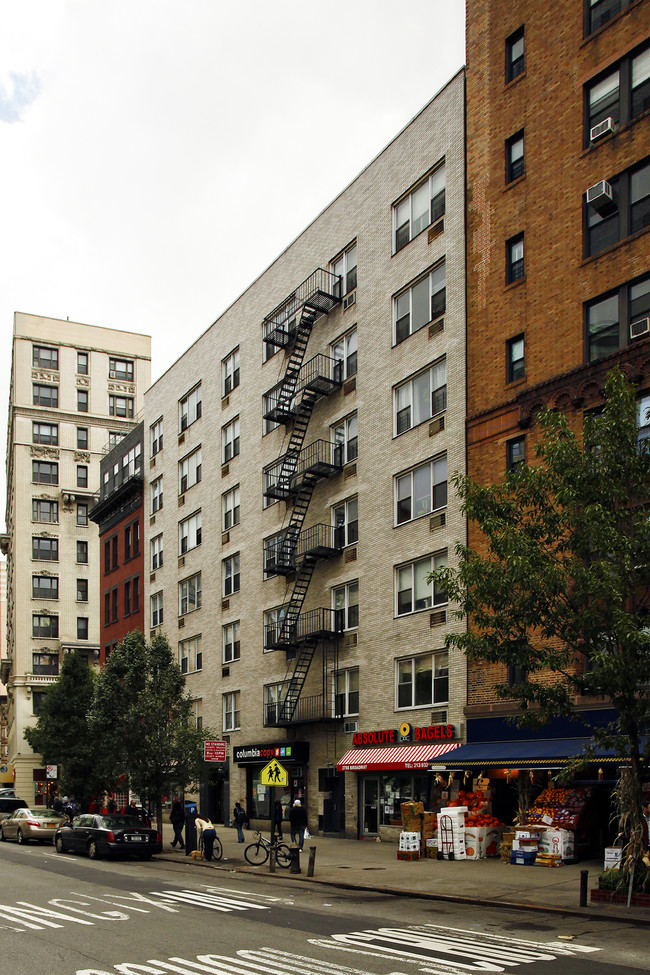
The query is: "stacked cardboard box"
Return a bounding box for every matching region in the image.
[538,828,574,861]
[437,807,467,860]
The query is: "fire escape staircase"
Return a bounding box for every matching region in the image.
[261,269,343,724]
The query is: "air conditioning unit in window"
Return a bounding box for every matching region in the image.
[343,291,356,311]
[431,709,448,725]
[109,370,117,379]
[586,179,615,215]
[590,117,616,143]
[343,720,359,734]
[631,317,650,340]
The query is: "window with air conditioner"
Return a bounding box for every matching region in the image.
[109,358,134,381]
[393,163,445,252]
[586,273,650,361]
[394,261,446,344]
[395,360,446,436]
[585,43,650,144]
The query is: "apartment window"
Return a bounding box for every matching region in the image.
[586,46,650,143]
[32,500,58,524]
[179,510,202,554]
[587,291,620,361]
[223,620,241,663]
[180,635,202,674]
[506,131,524,183]
[124,524,132,561]
[103,538,111,574]
[331,327,358,380]
[109,357,134,381]
[395,360,447,435]
[179,384,202,431]
[33,652,59,677]
[33,345,58,370]
[77,503,88,527]
[32,691,47,715]
[104,591,111,625]
[588,69,620,136]
[109,395,134,418]
[263,459,283,509]
[151,476,163,513]
[396,455,447,525]
[75,617,88,641]
[179,447,202,494]
[505,334,526,383]
[264,531,289,576]
[151,591,164,628]
[76,389,89,413]
[333,581,359,630]
[222,485,240,531]
[77,427,88,449]
[585,159,650,256]
[508,663,528,686]
[264,683,286,726]
[506,234,525,283]
[506,26,524,82]
[150,418,163,456]
[506,435,526,471]
[222,348,240,397]
[124,580,131,616]
[108,431,125,450]
[222,417,240,463]
[223,554,240,597]
[263,386,281,435]
[223,691,240,732]
[33,384,58,408]
[77,578,88,602]
[77,465,88,489]
[32,575,58,599]
[333,496,358,547]
[264,606,285,647]
[632,46,650,118]
[32,536,58,561]
[394,164,445,251]
[33,422,58,445]
[77,540,88,564]
[151,534,164,571]
[77,351,88,375]
[32,613,59,638]
[179,572,202,616]
[122,443,142,479]
[394,262,446,344]
[332,413,358,464]
[587,0,634,36]
[335,668,359,717]
[331,242,357,299]
[397,651,449,708]
[111,587,118,622]
[396,552,447,615]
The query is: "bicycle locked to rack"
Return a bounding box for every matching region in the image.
[244,830,291,867]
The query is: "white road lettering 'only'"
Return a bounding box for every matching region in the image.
[73,937,602,975]
[0,886,270,933]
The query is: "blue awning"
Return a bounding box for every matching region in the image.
[428,737,632,770]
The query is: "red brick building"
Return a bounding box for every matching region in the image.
[90,423,145,663]
[465,0,650,731]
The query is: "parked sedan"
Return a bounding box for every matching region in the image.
[0,807,64,843]
[54,814,162,860]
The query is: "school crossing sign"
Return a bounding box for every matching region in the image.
[260,758,288,786]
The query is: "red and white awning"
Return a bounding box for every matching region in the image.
[337,742,459,772]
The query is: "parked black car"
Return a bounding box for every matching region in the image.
[0,797,28,822]
[54,814,162,860]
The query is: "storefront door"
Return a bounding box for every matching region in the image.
[362,777,379,835]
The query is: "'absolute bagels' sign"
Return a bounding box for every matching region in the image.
[352,722,455,747]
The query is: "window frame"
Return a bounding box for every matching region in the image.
[151,475,164,514]
[32,346,58,370]
[395,455,448,526]
[506,233,525,284]
[179,572,202,616]
[506,131,525,184]
[222,484,240,531]
[394,261,446,345]
[222,553,241,597]
[393,163,446,252]
[77,351,88,375]
[76,578,88,602]
[332,496,359,548]
[584,158,650,258]
[77,540,88,564]
[179,510,202,555]
[179,384,202,432]
[32,652,59,676]
[32,461,59,486]
[109,395,134,418]
[396,650,449,710]
[151,533,164,571]
[32,536,59,561]
[150,417,163,456]
[109,357,134,381]
[179,446,202,494]
[331,326,358,380]
[150,591,164,628]
[32,422,58,446]
[222,417,240,464]
[32,500,58,524]
[32,613,59,638]
[335,668,359,717]
[506,25,525,83]
[506,435,526,471]
[223,691,240,732]
[333,580,359,631]
[332,412,358,465]
[77,389,89,413]
[33,384,58,409]
[395,552,447,617]
[222,348,240,397]
[394,359,447,436]
[506,334,526,383]
[32,575,59,600]
[179,634,202,674]
[223,620,241,663]
[331,241,357,299]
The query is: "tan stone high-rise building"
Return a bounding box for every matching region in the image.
[144,72,466,837]
[2,313,150,802]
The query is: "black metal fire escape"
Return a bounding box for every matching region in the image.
[262,268,343,723]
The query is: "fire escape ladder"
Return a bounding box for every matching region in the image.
[280,638,319,723]
[275,304,318,416]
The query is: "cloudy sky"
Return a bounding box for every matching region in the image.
[0,0,465,516]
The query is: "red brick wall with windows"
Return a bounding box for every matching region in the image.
[465,0,650,712]
[99,504,144,665]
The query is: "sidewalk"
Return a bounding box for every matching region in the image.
[157,822,650,925]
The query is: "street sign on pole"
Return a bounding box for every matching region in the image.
[260,759,288,787]
[46,765,58,779]
[204,740,227,763]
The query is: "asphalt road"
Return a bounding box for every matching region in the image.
[0,840,647,975]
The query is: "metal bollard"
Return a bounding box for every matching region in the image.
[307,845,316,877]
[579,869,588,907]
[289,846,301,874]
[269,841,276,873]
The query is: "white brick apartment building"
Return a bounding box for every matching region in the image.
[144,70,466,840]
[2,314,151,802]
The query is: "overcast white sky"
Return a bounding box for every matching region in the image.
[0,0,465,519]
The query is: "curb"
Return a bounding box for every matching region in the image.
[155,853,650,926]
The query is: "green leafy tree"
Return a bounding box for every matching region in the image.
[434,369,650,877]
[88,631,211,825]
[24,651,102,807]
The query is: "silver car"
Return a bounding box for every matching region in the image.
[0,807,65,844]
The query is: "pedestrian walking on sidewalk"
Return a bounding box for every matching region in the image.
[289,799,308,850]
[233,801,247,843]
[170,798,185,849]
[273,799,284,840]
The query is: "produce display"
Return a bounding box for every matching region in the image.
[523,786,592,829]
[455,789,503,829]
